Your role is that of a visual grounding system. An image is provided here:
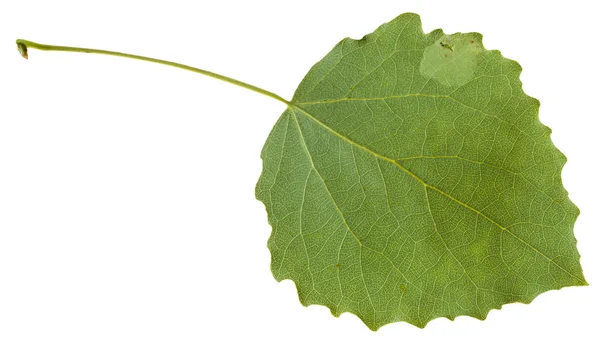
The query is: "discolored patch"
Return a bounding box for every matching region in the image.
[419,33,483,87]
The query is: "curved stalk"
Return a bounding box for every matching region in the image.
[16,39,290,106]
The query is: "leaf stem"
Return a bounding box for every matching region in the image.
[16,39,290,106]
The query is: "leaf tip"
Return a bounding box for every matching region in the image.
[394,12,421,23]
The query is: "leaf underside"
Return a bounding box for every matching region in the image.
[256,13,585,330]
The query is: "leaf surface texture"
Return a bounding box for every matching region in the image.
[256,13,585,330]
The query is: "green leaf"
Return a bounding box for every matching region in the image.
[256,13,586,330]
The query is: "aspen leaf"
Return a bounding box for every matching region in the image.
[16,11,586,332]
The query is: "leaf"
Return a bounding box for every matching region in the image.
[255,13,586,330]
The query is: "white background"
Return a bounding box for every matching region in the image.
[0,0,598,341]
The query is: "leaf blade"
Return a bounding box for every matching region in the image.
[257,13,585,330]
